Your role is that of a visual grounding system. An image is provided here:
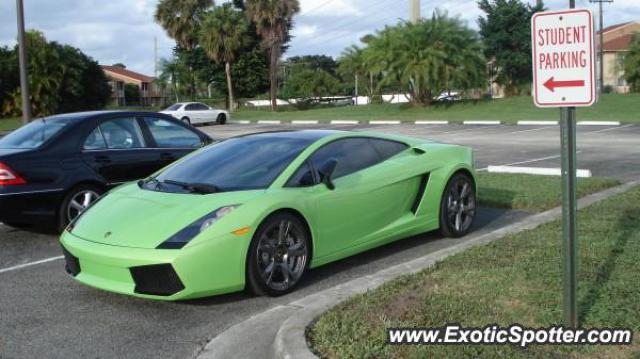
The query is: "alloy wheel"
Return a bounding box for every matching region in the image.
[445,178,476,233]
[67,190,99,223]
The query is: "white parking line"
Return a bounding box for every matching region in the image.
[0,256,64,274]
[291,120,319,125]
[331,120,359,125]
[463,120,501,125]
[436,125,505,135]
[517,120,559,125]
[257,120,281,125]
[487,165,592,178]
[369,120,401,125]
[510,126,556,134]
[587,124,634,134]
[415,120,448,125]
[577,121,621,126]
[477,151,583,171]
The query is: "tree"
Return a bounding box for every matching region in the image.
[362,14,486,106]
[338,45,374,99]
[280,68,340,99]
[155,0,214,99]
[158,58,185,102]
[478,0,543,96]
[2,31,110,117]
[200,4,249,111]
[245,0,300,111]
[124,84,141,106]
[624,34,640,92]
[285,55,338,76]
[0,46,18,109]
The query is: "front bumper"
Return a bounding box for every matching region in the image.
[60,231,248,301]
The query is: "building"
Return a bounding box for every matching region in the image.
[101,65,168,107]
[599,21,640,93]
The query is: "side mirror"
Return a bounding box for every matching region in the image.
[318,159,338,190]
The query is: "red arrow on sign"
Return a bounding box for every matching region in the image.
[543,77,585,92]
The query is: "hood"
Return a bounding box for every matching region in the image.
[71,183,264,249]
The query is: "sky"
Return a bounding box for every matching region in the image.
[1,0,639,76]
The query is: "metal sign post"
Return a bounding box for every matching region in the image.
[532,0,594,328]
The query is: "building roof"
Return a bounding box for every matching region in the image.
[603,34,635,51]
[101,65,155,83]
[598,22,632,35]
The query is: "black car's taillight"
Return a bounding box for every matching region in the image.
[0,162,26,186]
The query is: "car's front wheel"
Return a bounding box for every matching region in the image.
[247,213,310,296]
[58,184,104,232]
[439,172,476,238]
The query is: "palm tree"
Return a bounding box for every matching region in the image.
[155,0,213,99]
[200,4,249,111]
[245,0,300,111]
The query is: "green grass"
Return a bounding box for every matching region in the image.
[233,94,640,123]
[0,117,21,131]
[309,185,640,358]
[477,173,620,212]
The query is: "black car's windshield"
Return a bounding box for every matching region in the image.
[0,119,68,149]
[145,134,313,193]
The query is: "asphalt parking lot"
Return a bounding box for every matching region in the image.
[1,123,639,358]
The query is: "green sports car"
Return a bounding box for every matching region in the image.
[60,130,476,300]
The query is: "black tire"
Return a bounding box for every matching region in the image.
[181,117,191,125]
[246,213,310,296]
[439,173,476,238]
[216,114,227,125]
[58,184,104,232]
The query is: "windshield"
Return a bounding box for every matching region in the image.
[165,104,182,111]
[145,134,313,193]
[0,119,69,149]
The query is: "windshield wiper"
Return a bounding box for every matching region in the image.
[138,177,161,190]
[162,179,219,194]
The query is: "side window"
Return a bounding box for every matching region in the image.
[83,127,107,150]
[195,103,209,110]
[309,138,381,179]
[144,117,203,148]
[286,161,316,187]
[185,104,199,111]
[369,139,408,161]
[99,117,145,149]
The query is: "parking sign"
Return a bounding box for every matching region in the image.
[531,9,596,108]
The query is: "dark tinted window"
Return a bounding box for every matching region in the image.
[0,119,69,149]
[99,118,145,149]
[144,117,202,148]
[185,103,209,111]
[369,138,408,160]
[286,161,316,187]
[83,127,107,150]
[151,135,312,192]
[309,138,381,179]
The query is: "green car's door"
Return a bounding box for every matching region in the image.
[302,137,414,258]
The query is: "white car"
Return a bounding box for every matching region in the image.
[160,102,229,125]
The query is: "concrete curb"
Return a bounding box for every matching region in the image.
[272,179,640,359]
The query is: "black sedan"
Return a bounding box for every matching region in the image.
[0,111,212,231]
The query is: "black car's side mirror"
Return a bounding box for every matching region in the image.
[318,159,338,190]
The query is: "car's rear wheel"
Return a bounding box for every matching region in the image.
[181,117,191,125]
[58,184,104,232]
[216,114,227,125]
[439,173,476,238]
[247,213,310,296]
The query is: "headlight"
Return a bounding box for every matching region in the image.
[156,205,240,249]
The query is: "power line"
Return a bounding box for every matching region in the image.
[301,0,338,16]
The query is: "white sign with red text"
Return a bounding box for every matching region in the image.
[531,9,596,108]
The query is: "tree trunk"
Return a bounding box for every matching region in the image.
[269,44,280,111]
[225,62,235,112]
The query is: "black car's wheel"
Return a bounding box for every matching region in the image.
[181,117,191,125]
[439,173,476,238]
[58,184,104,232]
[247,213,310,296]
[216,114,227,125]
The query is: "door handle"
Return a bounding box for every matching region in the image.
[95,155,111,163]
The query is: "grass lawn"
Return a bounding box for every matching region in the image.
[309,185,640,358]
[0,117,21,132]
[233,94,640,123]
[476,173,620,212]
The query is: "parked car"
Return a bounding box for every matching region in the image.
[0,111,212,231]
[160,102,229,125]
[61,130,476,300]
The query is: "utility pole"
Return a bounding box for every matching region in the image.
[589,0,613,94]
[354,73,359,106]
[410,0,420,24]
[16,0,31,124]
